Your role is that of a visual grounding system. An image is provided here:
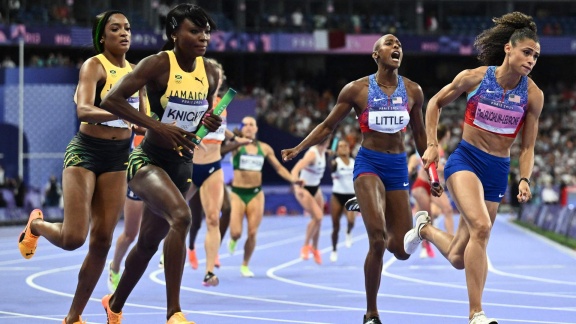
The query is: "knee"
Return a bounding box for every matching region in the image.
[470,221,492,243]
[89,235,113,257]
[247,229,258,240]
[449,255,465,270]
[394,252,410,261]
[230,228,241,240]
[61,234,86,251]
[332,221,340,232]
[205,212,220,228]
[367,231,387,255]
[122,230,138,243]
[170,206,192,231]
[387,238,409,260]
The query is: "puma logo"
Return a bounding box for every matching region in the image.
[195,77,204,85]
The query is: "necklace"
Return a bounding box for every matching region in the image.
[375,72,397,88]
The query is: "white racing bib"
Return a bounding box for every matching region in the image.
[239,154,265,171]
[368,109,410,133]
[100,96,140,128]
[473,97,524,135]
[161,97,208,132]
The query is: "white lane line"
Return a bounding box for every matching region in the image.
[487,256,576,285]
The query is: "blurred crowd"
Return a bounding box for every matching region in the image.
[1,0,576,36]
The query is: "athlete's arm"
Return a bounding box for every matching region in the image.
[263,142,299,184]
[282,80,360,161]
[290,150,316,183]
[423,68,483,168]
[75,57,118,123]
[101,53,199,151]
[404,78,427,157]
[517,79,544,203]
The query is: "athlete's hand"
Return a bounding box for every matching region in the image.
[281,147,300,162]
[235,136,252,146]
[202,110,222,132]
[292,178,305,187]
[517,181,532,203]
[421,146,439,169]
[153,121,198,156]
[430,183,444,197]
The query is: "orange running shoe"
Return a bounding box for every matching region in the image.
[214,254,221,269]
[62,316,86,324]
[102,294,123,324]
[187,249,198,270]
[166,312,195,324]
[18,209,43,259]
[300,245,311,260]
[311,248,322,265]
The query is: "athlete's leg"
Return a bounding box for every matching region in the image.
[219,186,231,240]
[30,167,95,249]
[186,190,203,270]
[199,169,224,274]
[188,190,203,251]
[432,192,455,234]
[382,189,412,260]
[310,189,325,250]
[294,187,324,249]
[330,194,343,252]
[229,190,246,247]
[67,171,126,322]
[108,165,191,319]
[420,171,498,319]
[354,175,386,319]
[111,198,143,274]
[242,191,264,267]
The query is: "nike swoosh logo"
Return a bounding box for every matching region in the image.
[486,90,498,94]
[373,98,386,102]
[26,252,34,256]
[208,167,215,173]
[498,193,504,198]
[403,182,409,186]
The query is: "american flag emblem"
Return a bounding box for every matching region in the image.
[392,97,402,104]
[508,94,520,103]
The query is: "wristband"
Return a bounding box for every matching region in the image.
[230,135,236,142]
[519,177,531,185]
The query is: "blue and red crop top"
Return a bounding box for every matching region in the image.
[358,74,410,133]
[464,66,528,138]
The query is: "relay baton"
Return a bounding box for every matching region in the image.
[331,136,339,151]
[427,162,440,189]
[192,88,237,145]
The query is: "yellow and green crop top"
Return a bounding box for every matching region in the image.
[77,53,140,128]
[232,142,265,172]
[148,51,210,133]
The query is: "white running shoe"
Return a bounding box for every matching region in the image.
[345,233,353,248]
[469,311,498,324]
[403,211,431,255]
[330,251,338,262]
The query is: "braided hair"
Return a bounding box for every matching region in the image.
[92,10,125,53]
[474,12,538,66]
[161,4,217,51]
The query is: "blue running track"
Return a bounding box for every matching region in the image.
[0,213,575,323]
